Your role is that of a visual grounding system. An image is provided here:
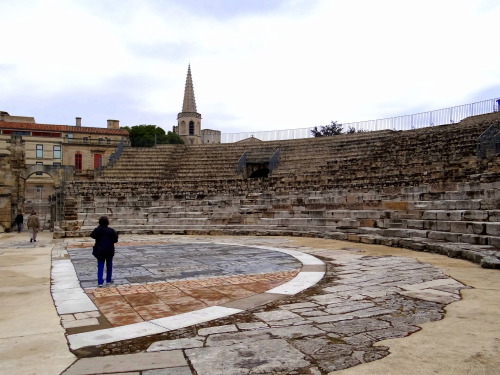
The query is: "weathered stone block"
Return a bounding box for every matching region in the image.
[436,211,463,221]
[485,223,500,236]
[422,210,438,220]
[463,210,488,221]
[406,220,424,229]
[383,229,428,238]
[382,201,408,210]
[359,219,376,227]
[428,231,460,242]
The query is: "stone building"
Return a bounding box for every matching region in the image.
[173,65,221,144]
[0,115,129,230]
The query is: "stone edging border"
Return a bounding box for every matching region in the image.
[51,242,326,351]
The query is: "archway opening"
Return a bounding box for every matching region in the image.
[249,167,270,178]
[24,171,56,230]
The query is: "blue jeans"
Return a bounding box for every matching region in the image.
[17,223,22,232]
[97,257,113,285]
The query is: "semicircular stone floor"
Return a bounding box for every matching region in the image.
[54,235,468,375]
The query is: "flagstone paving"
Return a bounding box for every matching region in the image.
[54,235,468,375]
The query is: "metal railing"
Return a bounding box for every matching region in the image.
[269,149,280,173]
[236,152,247,173]
[108,139,125,167]
[64,137,125,146]
[477,123,500,158]
[222,98,500,143]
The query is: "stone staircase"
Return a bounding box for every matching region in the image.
[57,112,500,268]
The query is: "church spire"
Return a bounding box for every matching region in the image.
[182,64,197,113]
[176,64,202,144]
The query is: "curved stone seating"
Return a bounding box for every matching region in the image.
[59,113,500,268]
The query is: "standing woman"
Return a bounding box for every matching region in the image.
[14,211,24,233]
[91,216,118,287]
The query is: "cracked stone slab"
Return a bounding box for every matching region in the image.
[61,351,187,375]
[254,310,302,322]
[399,289,459,304]
[198,324,238,336]
[147,337,205,352]
[186,339,311,375]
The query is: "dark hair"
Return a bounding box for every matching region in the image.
[98,216,110,226]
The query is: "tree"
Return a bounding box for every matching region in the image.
[311,121,343,137]
[121,125,184,147]
[165,131,184,144]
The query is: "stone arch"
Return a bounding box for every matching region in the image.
[22,165,71,187]
[20,165,73,231]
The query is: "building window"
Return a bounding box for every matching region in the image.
[53,162,61,167]
[36,161,43,175]
[75,153,82,170]
[36,144,43,158]
[53,145,61,159]
[189,121,195,135]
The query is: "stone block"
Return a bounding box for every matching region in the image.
[338,219,359,228]
[325,210,350,219]
[488,210,500,222]
[406,220,424,229]
[480,256,500,269]
[463,210,488,221]
[347,234,361,242]
[359,219,376,227]
[435,221,451,231]
[428,231,460,242]
[436,211,463,221]
[421,210,438,220]
[383,229,428,238]
[382,201,408,210]
[460,234,489,245]
[488,236,500,248]
[486,223,500,236]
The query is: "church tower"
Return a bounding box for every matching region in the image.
[177,64,202,144]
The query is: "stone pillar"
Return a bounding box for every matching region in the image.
[7,136,26,228]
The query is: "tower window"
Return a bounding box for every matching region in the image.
[189,121,195,135]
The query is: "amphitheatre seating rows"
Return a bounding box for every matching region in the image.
[60,113,500,269]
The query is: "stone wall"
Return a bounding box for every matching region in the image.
[0,152,12,231]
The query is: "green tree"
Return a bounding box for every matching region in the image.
[121,125,184,147]
[311,121,343,137]
[165,131,184,144]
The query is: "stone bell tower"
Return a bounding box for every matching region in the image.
[176,65,202,145]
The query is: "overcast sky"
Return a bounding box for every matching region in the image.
[1,0,499,135]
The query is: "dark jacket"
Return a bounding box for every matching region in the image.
[90,225,118,260]
[14,214,24,224]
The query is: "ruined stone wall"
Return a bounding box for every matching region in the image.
[0,152,13,231]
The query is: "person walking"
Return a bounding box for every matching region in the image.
[26,211,40,242]
[14,211,24,233]
[90,216,118,287]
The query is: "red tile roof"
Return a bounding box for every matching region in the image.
[0,121,129,136]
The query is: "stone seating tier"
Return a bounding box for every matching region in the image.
[60,113,500,269]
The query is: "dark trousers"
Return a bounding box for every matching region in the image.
[97,256,113,285]
[16,223,22,232]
